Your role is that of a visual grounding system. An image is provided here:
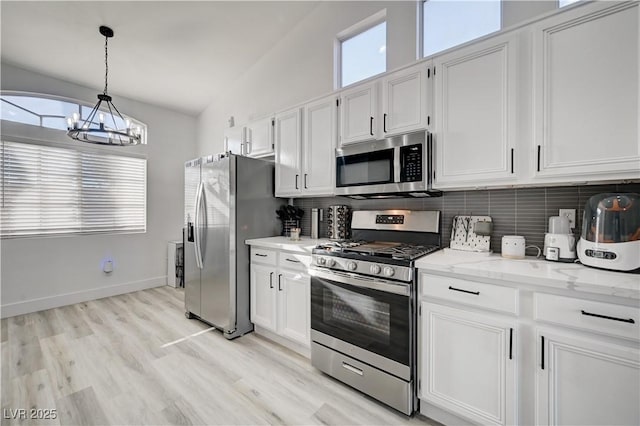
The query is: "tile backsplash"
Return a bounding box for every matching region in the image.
[291,183,640,256]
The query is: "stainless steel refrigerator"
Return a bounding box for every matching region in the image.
[183,153,280,339]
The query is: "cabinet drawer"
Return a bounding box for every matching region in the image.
[251,248,277,265]
[278,253,311,272]
[421,273,518,315]
[534,293,640,341]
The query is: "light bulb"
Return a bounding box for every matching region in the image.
[99,113,105,123]
[67,117,73,129]
[125,119,131,129]
[72,112,79,123]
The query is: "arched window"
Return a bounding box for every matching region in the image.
[1,92,147,237]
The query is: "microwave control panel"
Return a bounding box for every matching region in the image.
[400,144,423,182]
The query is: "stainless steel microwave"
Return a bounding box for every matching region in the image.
[335,131,441,198]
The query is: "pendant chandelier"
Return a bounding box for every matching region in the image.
[67,26,144,146]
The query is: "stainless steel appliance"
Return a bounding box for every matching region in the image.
[327,205,351,240]
[577,193,640,272]
[310,210,441,415]
[184,153,280,338]
[335,131,441,199]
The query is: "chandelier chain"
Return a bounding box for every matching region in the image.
[104,35,109,95]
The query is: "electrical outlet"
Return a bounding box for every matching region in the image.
[559,209,576,229]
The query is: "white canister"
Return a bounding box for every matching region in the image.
[502,235,526,259]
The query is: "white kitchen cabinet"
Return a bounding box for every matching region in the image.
[275,107,302,197]
[302,95,337,196]
[339,81,379,145]
[245,116,274,158]
[420,301,517,426]
[432,32,518,189]
[223,125,246,156]
[532,1,640,183]
[536,328,640,426]
[381,63,430,137]
[278,269,310,346]
[250,247,311,349]
[250,263,277,332]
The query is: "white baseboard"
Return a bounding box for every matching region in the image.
[1,276,166,318]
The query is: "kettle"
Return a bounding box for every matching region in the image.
[577,193,640,272]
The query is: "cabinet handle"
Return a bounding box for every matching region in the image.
[304,174,308,189]
[255,253,267,257]
[278,274,282,291]
[509,328,513,360]
[581,310,635,324]
[370,117,374,136]
[269,272,274,289]
[510,148,514,174]
[537,145,541,172]
[383,113,387,133]
[286,258,300,263]
[342,362,364,376]
[295,174,299,189]
[541,335,545,370]
[448,286,480,296]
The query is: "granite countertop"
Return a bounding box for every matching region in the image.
[245,236,330,254]
[415,249,640,300]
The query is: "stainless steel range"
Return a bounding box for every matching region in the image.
[310,210,441,415]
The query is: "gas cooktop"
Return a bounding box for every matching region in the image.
[314,240,440,262]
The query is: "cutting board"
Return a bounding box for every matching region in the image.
[449,215,492,252]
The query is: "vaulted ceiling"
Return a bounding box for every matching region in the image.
[1,1,320,115]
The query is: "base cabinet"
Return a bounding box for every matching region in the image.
[250,248,310,348]
[420,302,517,426]
[536,329,640,426]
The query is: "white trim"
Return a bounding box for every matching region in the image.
[0,276,165,318]
[334,9,387,89]
[416,0,425,60]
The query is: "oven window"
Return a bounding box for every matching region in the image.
[311,275,410,366]
[323,286,390,345]
[336,149,394,187]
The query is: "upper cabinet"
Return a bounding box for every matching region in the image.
[532,1,640,183]
[381,63,430,137]
[245,116,275,158]
[302,95,337,196]
[223,115,274,158]
[339,81,379,145]
[275,107,302,197]
[275,96,337,198]
[432,33,519,190]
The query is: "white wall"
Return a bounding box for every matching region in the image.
[0,63,198,317]
[197,0,558,156]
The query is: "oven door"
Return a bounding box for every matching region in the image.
[310,268,411,368]
[335,147,395,189]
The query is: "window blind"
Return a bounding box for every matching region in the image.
[1,140,146,237]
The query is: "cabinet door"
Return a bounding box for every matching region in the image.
[433,33,518,189]
[532,2,640,182]
[278,269,310,347]
[339,81,378,145]
[275,107,302,197]
[420,302,517,426]
[303,95,337,196]
[536,329,640,426]
[223,125,246,156]
[250,264,277,332]
[246,116,274,158]
[381,63,429,137]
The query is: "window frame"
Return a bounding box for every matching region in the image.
[1,91,148,239]
[418,0,503,59]
[334,9,388,89]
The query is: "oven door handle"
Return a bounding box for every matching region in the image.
[309,268,410,296]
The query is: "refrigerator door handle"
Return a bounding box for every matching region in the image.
[194,181,204,269]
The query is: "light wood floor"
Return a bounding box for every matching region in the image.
[1,286,437,425]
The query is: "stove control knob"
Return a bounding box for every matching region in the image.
[370,264,381,275]
[347,261,358,271]
[326,258,336,267]
[383,266,395,277]
[317,257,326,265]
